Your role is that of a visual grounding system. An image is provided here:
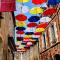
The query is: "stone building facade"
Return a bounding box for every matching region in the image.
[39,5,60,60]
[0,12,16,60]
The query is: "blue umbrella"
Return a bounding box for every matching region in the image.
[28,16,40,22]
[32,38,39,42]
[48,0,60,6]
[17,37,23,41]
[16,27,26,30]
[21,42,27,45]
[25,32,34,35]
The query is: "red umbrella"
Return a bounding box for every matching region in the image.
[27,22,37,27]
[16,30,24,34]
[32,0,47,4]
[37,23,48,28]
[15,14,27,21]
[34,32,42,35]
[43,8,57,16]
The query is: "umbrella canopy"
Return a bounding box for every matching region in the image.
[16,31,24,34]
[21,42,27,45]
[25,28,36,32]
[32,0,47,4]
[26,42,33,46]
[16,21,26,27]
[17,37,23,41]
[36,28,45,32]
[15,14,27,21]
[23,39,31,42]
[37,23,48,28]
[23,38,35,42]
[48,0,60,6]
[28,16,40,22]
[27,22,37,27]
[32,38,38,42]
[43,8,57,16]
[32,35,40,38]
[39,17,51,22]
[25,32,34,35]
[16,0,29,3]
[24,35,32,38]
[30,7,43,14]
[16,27,26,30]
[34,32,42,35]
[17,48,27,52]
[17,5,29,13]
[24,45,30,49]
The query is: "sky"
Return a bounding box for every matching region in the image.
[14,0,47,43]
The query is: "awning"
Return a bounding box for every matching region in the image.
[0,0,16,12]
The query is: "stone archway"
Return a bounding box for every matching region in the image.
[54,54,60,60]
[0,37,3,60]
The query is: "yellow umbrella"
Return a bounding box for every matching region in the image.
[36,28,45,32]
[16,21,26,27]
[16,0,29,3]
[30,7,44,14]
[24,35,32,38]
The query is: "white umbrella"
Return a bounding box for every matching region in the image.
[39,17,51,23]
[17,4,29,13]
[27,42,32,45]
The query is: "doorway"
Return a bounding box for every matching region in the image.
[54,54,60,60]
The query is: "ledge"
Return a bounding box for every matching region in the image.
[40,42,60,54]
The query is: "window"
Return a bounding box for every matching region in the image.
[51,24,56,44]
[0,37,2,48]
[42,33,46,49]
[0,12,3,27]
[0,12,3,19]
[0,37,3,60]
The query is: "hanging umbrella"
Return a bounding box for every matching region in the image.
[21,42,27,45]
[48,0,60,6]
[37,23,48,28]
[25,28,36,32]
[16,0,29,3]
[17,37,23,41]
[17,5,29,13]
[24,45,30,49]
[23,38,35,42]
[34,32,42,35]
[43,8,57,16]
[26,42,33,46]
[16,21,26,27]
[23,38,31,42]
[16,27,26,30]
[24,35,32,39]
[16,30,24,34]
[39,17,51,23]
[32,35,40,38]
[30,7,43,14]
[15,41,20,45]
[25,32,34,35]
[27,22,37,27]
[15,14,27,21]
[36,28,45,32]
[28,16,40,22]
[32,0,47,5]
[17,48,27,52]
